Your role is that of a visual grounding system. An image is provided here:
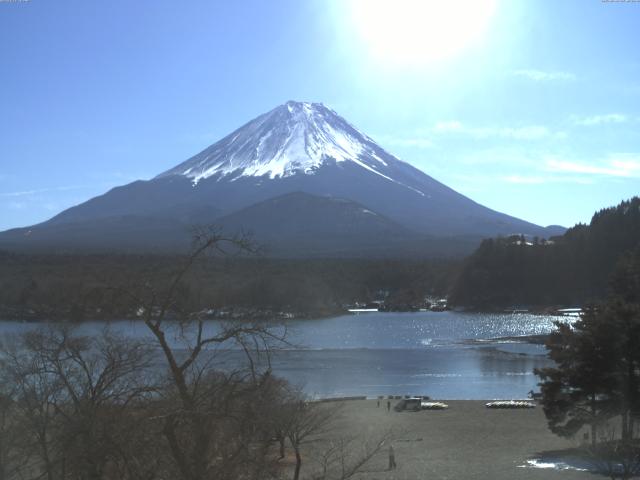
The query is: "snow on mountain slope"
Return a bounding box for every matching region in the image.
[0,100,564,255]
[158,101,424,195]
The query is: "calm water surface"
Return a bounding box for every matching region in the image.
[0,312,565,400]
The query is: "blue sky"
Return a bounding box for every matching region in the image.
[1,0,639,231]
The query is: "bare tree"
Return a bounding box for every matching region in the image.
[0,376,31,480]
[280,396,340,480]
[310,432,394,480]
[0,325,158,480]
[278,392,395,480]
[119,228,288,480]
[1,330,65,480]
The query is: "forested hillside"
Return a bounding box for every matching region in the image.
[450,197,640,309]
[0,253,458,321]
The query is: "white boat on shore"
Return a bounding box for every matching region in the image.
[555,307,582,317]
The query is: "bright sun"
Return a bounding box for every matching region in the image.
[350,0,497,66]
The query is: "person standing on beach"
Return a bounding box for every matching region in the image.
[386,400,391,411]
[388,445,397,470]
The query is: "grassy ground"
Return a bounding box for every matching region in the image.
[294,399,595,480]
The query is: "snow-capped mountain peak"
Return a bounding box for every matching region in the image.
[157,101,401,184]
[0,101,558,254]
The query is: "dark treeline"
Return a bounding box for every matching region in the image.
[450,197,640,309]
[0,252,459,321]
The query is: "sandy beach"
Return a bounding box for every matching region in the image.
[299,399,594,480]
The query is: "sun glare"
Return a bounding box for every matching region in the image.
[351,0,497,66]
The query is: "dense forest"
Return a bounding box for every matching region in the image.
[0,252,458,321]
[450,197,640,309]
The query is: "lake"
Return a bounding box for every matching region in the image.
[0,311,565,400]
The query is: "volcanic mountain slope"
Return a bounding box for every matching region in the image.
[213,192,482,257]
[0,101,563,256]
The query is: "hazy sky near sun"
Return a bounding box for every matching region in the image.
[1,0,639,231]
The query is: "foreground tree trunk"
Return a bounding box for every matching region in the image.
[278,434,286,459]
[293,447,302,480]
[591,394,598,448]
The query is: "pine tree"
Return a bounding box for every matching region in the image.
[535,307,618,445]
[536,247,640,450]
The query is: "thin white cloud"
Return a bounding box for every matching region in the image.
[571,113,628,126]
[512,69,576,82]
[375,134,435,149]
[545,154,640,178]
[377,121,556,151]
[0,185,90,198]
[449,171,595,188]
[454,146,541,167]
[433,121,464,133]
[1,189,43,198]
[439,147,639,185]
[502,174,593,185]
[432,121,562,141]
[86,171,152,182]
[502,175,546,184]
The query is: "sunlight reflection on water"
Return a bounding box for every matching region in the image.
[0,312,565,399]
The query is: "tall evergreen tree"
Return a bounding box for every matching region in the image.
[535,307,618,446]
[536,246,640,449]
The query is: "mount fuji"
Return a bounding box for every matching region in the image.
[0,101,563,256]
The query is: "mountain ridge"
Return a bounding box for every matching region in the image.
[0,101,565,256]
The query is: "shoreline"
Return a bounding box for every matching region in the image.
[0,305,578,323]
